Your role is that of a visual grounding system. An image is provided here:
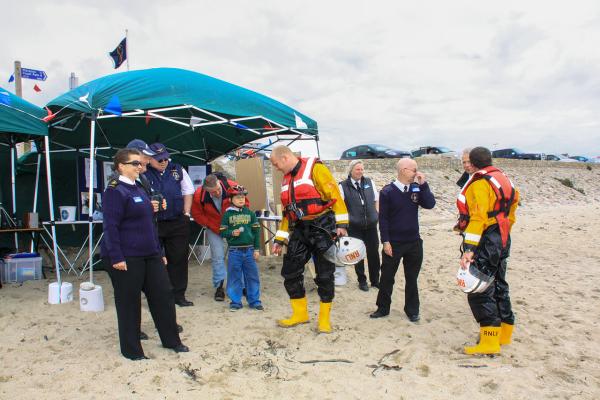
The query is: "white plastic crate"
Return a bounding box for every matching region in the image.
[1,257,42,283]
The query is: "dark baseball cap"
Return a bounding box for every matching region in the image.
[127,139,156,156]
[149,142,170,160]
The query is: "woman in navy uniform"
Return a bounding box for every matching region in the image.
[101,148,189,360]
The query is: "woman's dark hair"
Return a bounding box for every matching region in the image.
[112,148,141,172]
[469,147,493,169]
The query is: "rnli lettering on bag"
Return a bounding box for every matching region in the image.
[344,250,361,263]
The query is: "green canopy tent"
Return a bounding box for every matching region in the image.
[46,67,319,284]
[0,88,62,295]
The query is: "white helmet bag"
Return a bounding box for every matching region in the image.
[456,262,494,293]
[324,236,366,266]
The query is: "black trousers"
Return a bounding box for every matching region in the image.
[348,224,380,285]
[157,214,191,301]
[375,239,423,316]
[467,225,514,327]
[105,255,181,359]
[281,212,336,302]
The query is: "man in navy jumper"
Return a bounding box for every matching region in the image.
[370,158,435,322]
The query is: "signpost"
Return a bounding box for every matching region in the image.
[20,68,47,81]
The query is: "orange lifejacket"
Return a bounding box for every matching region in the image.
[456,166,516,247]
[281,157,334,222]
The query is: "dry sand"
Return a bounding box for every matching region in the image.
[1,162,600,399]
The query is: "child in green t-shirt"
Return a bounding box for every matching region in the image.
[220,185,263,311]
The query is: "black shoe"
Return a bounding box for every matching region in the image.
[371,282,379,289]
[130,355,149,361]
[358,282,369,292]
[171,344,190,353]
[369,309,389,319]
[251,304,264,311]
[214,286,225,302]
[177,324,183,333]
[408,314,420,322]
[175,299,194,307]
[139,331,149,340]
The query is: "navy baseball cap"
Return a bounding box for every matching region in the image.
[127,139,156,156]
[149,143,170,160]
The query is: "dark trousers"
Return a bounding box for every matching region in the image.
[467,225,514,327]
[105,255,181,359]
[375,239,423,316]
[348,224,380,285]
[281,212,336,302]
[157,214,191,301]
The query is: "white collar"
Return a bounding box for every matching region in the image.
[393,179,409,191]
[119,175,136,185]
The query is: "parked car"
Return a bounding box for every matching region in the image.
[569,156,589,162]
[545,154,578,163]
[492,148,545,160]
[340,144,412,159]
[411,146,457,158]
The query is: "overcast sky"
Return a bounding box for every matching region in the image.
[2,1,600,158]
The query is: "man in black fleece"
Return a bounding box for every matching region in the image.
[370,158,435,322]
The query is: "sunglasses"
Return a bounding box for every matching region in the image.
[123,160,143,167]
[157,158,169,163]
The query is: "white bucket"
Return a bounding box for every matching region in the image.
[48,282,74,304]
[334,266,347,286]
[59,206,77,222]
[79,284,104,312]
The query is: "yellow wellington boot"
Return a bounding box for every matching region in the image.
[278,297,309,327]
[318,302,332,333]
[499,322,514,345]
[464,326,501,355]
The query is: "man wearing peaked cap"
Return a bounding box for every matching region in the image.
[145,142,195,307]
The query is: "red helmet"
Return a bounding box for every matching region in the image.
[227,185,248,197]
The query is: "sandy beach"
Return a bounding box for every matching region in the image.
[1,161,600,399]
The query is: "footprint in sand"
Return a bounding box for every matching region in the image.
[417,364,430,377]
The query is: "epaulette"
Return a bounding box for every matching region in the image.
[107,178,119,189]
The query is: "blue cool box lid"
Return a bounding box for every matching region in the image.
[5,252,40,259]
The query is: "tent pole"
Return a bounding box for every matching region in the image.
[88,115,97,284]
[30,152,42,252]
[315,136,321,159]
[10,139,18,250]
[44,136,62,299]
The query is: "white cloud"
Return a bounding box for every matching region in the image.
[2,0,599,159]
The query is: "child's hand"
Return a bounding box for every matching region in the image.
[232,229,240,237]
[253,250,260,261]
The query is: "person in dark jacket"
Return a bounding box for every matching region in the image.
[339,160,381,291]
[145,143,195,307]
[370,158,436,322]
[101,148,189,360]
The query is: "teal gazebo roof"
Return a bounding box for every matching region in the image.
[46,68,318,163]
[0,88,48,141]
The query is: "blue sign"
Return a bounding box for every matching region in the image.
[20,68,47,81]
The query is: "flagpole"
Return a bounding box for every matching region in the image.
[126,29,130,71]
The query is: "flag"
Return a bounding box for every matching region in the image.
[33,84,42,92]
[8,74,14,83]
[104,95,122,116]
[109,38,127,69]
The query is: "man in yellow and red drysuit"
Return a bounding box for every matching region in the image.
[457,146,519,355]
[270,145,348,333]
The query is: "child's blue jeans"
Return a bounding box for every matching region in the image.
[226,247,261,308]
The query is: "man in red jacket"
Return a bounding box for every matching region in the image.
[191,173,242,301]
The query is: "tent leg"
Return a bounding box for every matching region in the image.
[30,152,41,252]
[44,136,62,300]
[88,115,97,284]
[10,140,18,250]
[315,136,321,159]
